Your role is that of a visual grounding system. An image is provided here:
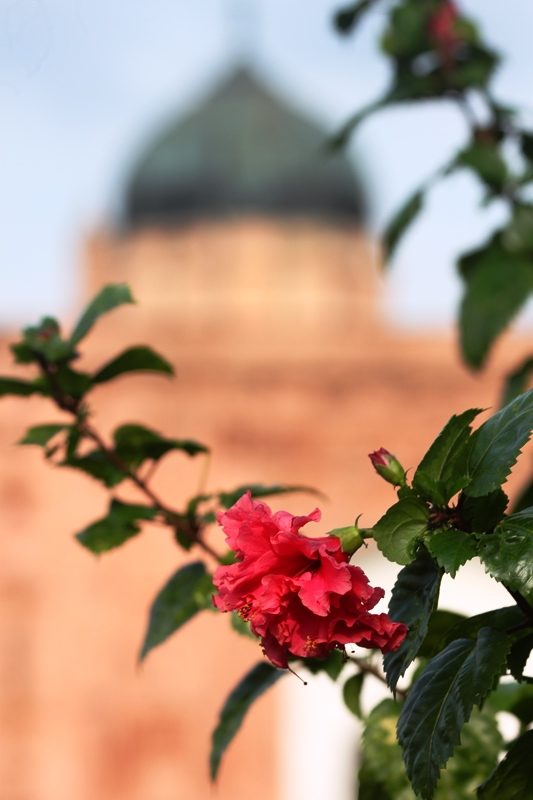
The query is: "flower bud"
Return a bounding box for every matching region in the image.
[368,448,406,487]
[328,524,364,556]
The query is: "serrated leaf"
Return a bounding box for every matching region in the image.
[512,477,533,513]
[210,662,283,780]
[397,628,510,800]
[217,483,318,509]
[459,243,533,369]
[62,450,125,487]
[75,500,157,553]
[413,409,483,505]
[70,284,134,345]
[426,529,478,577]
[0,377,43,397]
[384,549,442,691]
[465,390,533,497]
[139,562,213,661]
[478,508,533,598]
[113,423,208,468]
[372,497,429,565]
[419,610,466,659]
[93,345,174,384]
[477,730,533,799]
[445,606,525,645]
[501,355,533,407]
[19,423,67,446]
[459,488,508,532]
[382,189,424,261]
[508,632,533,682]
[343,672,364,718]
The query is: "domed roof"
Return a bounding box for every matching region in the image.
[123,68,366,228]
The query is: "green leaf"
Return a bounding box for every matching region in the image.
[502,204,533,254]
[456,140,508,191]
[139,562,213,661]
[501,355,533,407]
[459,243,533,369]
[62,450,125,487]
[333,0,373,34]
[426,529,478,577]
[113,423,208,468]
[512,477,533,513]
[397,628,510,800]
[478,508,533,598]
[304,649,345,680]
[372,497,429,565]
[76,499,157,554]
[413,408,483,505]
[382,189,424,261]
[508,632,533,682]
[477,730,533,799]
[459,488,509,532]
[92,345,174,384]
[230,611,256,640]
[343,672,364,718]
[384,549,442,691]
[210,662,283,780]
[464,390,533,497]
[489,682,533,725]
[444,606,525,645]
[70,284,134,345]
[358,699,413,800]
[217,483,318,509]
[419,610,466,659]
[0,377,43,398]
[19,424,67,447]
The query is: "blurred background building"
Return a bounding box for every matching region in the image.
[0,3,531,799]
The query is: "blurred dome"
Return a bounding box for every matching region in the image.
[123,67,366,228]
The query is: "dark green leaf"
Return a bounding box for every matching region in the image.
[53,366,92,399]
[343,673,364,718]
[0,377,43,398]
[304,649,345,680]
[413,408,483,505]
[465,390,533,497]
[76,499,157,553]
[14,316,76,364]
[456,141,507,191]
[217,483,319,509]
[445,606,525,645]
[502,204,533,254]
[139,562,213,661]
[512,477,533,513]
[521,131,533,163]
[384,549,442,691]
[62,450,125,487]
[230,611,256,640]
[478,508,533,598]
[113,423,208,468]
[459,244,533,369]
[93,345,174,384]
[70,284,134,345]
[419,610,466,659]
[372,497,429,565]
[333,0,373,34]
[426,529,478,577]
[19,424,67,447]
[397,628,510,800]
[508,632,533,682]
[459,488,509,532]
[358,699,412,800]
[210,662,283,780]
[329,95,389,150]
[477,730,533,799]
[489,682,533,725]
[501,355,533,407]
[382,189,424,261]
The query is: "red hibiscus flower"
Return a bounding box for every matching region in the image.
[428,1,462,67]
[213,493,407,669]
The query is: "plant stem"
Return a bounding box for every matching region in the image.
[349,654,406,700]
[504,584,533,626]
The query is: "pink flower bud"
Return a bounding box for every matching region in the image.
[369,448,406,487]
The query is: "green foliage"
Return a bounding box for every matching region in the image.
[490,682,533,725]
[63,449,126,487]
[113,423,208,467]
[459,488,508,532]
[425,529,478,577]
[75,499,158,553]
[464,390,533,496]
[210,662,283,780]
[508,632,533,682]
[383,549,442,691]
[501,355,533,407]
[382,189,424,261]
[444,605,525,645]
[397,628,510,800]
[456,140,508,193]
[333,0,373,34]
[305,649,345,680]
[418,609,466,659]
[343,672,364,718]
[216,483,319,508]
[0,377,44,397]
[70,284,134,345]
[139,562,214,661]
[413,408,482,505]
[18,423,67,446]
[373,496,429,565]
[477,730,533,799]
[93,345,174,383]
[478,508,533,599]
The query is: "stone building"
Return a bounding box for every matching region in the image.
[0,66,529,800]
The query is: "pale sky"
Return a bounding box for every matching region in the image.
[0,0,531,327]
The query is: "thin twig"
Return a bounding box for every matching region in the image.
[350,655,406,700]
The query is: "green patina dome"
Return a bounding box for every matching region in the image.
[123,67,366,228]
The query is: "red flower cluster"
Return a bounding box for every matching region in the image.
[213,493,407,669]
[428,1,462,67]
